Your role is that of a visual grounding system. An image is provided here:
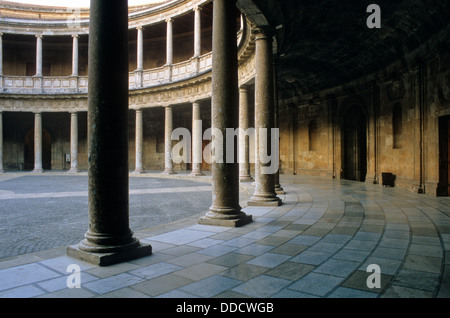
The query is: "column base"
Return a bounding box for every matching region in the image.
[248,196,282,207]
[239,176,254,183]
[161,170,176,175]
[198,213,253,228]
[31,168,43,174]
[132,169,144,175]
[190,171,205,176]
[67,242,152,267]
[68,168,79,174]
[275,185,285,195]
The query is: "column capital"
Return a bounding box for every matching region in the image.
[193,6,202,12]
[136,25,144,31]
[71,34,79,39]
[35,34,44,39]
[0,32,3,37]
[239,86,249,93]
[165,17,173,23]
[252,26,275,40]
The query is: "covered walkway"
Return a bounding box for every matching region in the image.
[0,173,449,298]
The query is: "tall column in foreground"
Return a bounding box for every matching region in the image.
[248,27,281,206]
[68,0,151,266]
[239,86,253,182]
[190,102,204,176]
[162,105,176,174]
[68,112,79,173]
[32,112,43,173]
[199,0,252,227]
[133,109,144,174]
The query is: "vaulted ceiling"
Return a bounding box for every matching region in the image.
[243,0,450,98]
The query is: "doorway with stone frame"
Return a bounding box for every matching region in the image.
[341,103,367,182]
[438,115,450,196]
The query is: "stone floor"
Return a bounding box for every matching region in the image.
[0,171,449,299]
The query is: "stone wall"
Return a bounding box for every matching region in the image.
[278,47,450,196]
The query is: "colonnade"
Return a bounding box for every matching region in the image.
[0,0,283,266]
[0,6,205,78]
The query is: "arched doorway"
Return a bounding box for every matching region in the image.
[24,128,52,171]
[342,104,367,182]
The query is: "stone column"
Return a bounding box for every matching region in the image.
[67,0,151,266]
[69,112,79,173]
[198,0,252,227]
[239,86,253,182]
[248,27,281,206]
[0,33,3,76]
[190,102,204,176]
[72,34,79,76]
[0,112,3,173]
[273,61,284,194]
[133,109,144,174]
[193,6,202,57]
[136,26,144,70]
[32,112,43,173]
[166,18,173,65]
[162,105,176,174]
[35,34,43,76]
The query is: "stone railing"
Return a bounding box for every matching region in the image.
[0,52,213,95]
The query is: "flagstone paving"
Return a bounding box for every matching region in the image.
[0,172,449,298]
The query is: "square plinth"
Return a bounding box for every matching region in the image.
[198,214,253,227]
[67,243,152,267]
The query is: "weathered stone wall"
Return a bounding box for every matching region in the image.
[278,47,450,196]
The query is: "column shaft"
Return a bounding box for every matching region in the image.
[134,109,144,173]
[166,18,173,65]
[194,7,202,57]
[72,34,79,76]
[33,112,43,173]
[162,106,176,174]
[198,0,251,227]
[190,102,204,176]
[36,35,43,76]
[68,0,151,266]
[239,87,253,182]
[137,26,144,70]
[69,112,79,173]
[248,28,281,206]
[0,33,3,76]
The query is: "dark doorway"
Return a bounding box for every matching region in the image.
[342,105,367,182]
[438,115,450,196]
[24,128,52,171]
